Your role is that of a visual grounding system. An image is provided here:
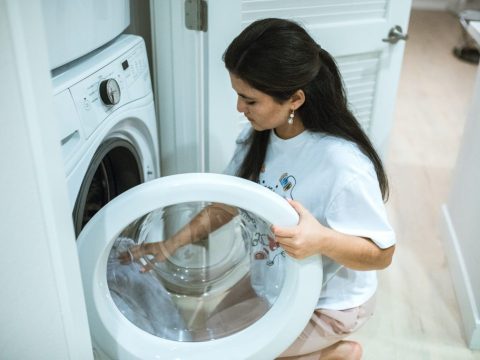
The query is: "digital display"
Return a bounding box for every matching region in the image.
[122,60,129,70]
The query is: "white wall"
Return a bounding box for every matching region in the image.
[441,56,480,350]
[0,1,92,358]
[126,0,153,76]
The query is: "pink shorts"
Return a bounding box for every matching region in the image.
[207,275,375,359]
[277,296,376,359]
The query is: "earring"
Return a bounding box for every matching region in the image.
[288,109,294,125]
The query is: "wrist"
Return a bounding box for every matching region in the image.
[317,226,337,256]
[170,231,190,247]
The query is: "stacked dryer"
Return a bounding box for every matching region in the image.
[41,0,131,70]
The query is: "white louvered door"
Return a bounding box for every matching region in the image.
[206,0,412,173]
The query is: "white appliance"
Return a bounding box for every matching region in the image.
[76,173,323,359]
[51,34,159,236]
[41,0,130,69]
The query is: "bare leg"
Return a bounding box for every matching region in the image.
[278,340,362,360]
[318,340,362,360]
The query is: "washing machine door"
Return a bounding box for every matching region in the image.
[77,173,323,360]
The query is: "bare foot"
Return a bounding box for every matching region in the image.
[319,340,362,360]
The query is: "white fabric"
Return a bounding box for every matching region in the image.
[107,237,192,341]
[224,125,395,310]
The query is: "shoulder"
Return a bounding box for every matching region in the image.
[223,124,253,175]
[235,123,253,144]
[307,132,375,177]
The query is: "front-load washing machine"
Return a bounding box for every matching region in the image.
[51,34,159,236]
[76,173,323,359]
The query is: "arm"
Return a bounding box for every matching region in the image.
[119,203,238,271]
[272,200,394,270]
[167,203,238,247]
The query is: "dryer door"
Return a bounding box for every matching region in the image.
[77,173,323,360]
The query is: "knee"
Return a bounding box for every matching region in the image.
[350,341,363,360]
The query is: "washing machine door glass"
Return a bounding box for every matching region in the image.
[107,201,285,342]
[77,173,323,359]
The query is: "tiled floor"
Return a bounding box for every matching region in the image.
[351,10,480,360]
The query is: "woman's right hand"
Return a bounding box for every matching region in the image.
[118,238,181,273]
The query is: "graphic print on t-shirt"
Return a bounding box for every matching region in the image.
[248,166,298,269]
[251,232,284,266]
[240,209,285,267]
[260,167,297,200]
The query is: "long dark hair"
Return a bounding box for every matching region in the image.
[223,18,389,201]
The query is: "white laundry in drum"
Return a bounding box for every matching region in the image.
[107,237,192,341]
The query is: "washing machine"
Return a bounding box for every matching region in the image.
[51,34,159,236]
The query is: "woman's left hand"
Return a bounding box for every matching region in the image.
[272,200,328,259]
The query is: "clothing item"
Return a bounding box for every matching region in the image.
[224,125,395,310]
[106,237,191,341]
[278,295,376,359]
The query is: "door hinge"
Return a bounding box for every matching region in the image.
[185,0,208,32]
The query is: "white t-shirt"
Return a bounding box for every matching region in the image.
[224,125,396,310]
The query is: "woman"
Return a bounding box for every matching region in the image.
[221,18,395,360]
[124,18,395,359]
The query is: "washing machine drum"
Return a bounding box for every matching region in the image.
[77,173,323,359]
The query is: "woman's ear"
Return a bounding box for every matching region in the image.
[290,89,305,110]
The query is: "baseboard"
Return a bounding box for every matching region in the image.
[412,0,451,10]
[440,204,480,350]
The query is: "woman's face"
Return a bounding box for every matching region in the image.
[229,73,292,132]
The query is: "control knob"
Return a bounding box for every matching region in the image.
[99,78,121,106]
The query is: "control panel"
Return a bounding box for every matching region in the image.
[69,42,151,139]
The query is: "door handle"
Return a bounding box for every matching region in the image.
[382,25,408,44]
